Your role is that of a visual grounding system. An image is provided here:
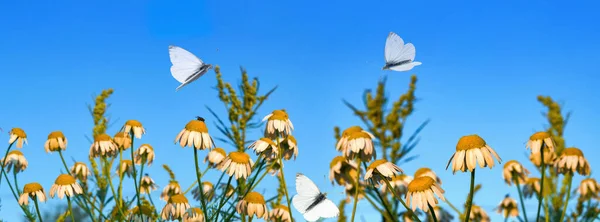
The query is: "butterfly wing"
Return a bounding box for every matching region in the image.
[302,199,340,222]
[384,32,421,71]
[168,45,203,84]
[292,173,321,214]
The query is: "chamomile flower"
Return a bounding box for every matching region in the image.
[113,132,132,150]
[134,144,155,166]
[128,205,155,222]
[219,151,254,179]
[469,205,490,222]
[140,174,158,194]
[336,126,373,153]
[554,147,591,176]
[89,134,118,158]
[269,205,292,222]
[204,148,227,168]
[414,167,442,185]
[8,128,27,148]
[502,160,530,185]
[577,178,599,198]
[446,135,502,173]
[329,156,358,187]
[262,109,294,138]
[18,182,46,205]
[122,120,146,139]
[44,131,67,153]
[278,135,298,160]
[236,192,269,219]
[526,131,555,154]
[523,177,541,198]
[344,130,376,162]
[529,149,556,167]
[160,181,182,201]
[161,194,191,220]
[183,208,205,222]
[364,159,403,185]
[175,118,215,150]
[70,162,90,181]
[192,182,214,202]
[116,160,134,178]
[2,150,28,173]
[495,195,519,218]
[249,138,278,160]
[406,176,445,212]
[50,174,82,199]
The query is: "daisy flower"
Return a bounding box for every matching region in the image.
[577,178,599,198]
[262,109,294,138]
[134,144,155,166]
[160,181,182,201]
[502,160,530,185]
[249,138,278,160]
[140,174,158,194]
[70,162,90,181]
[495,195,519,218]
[204,148,227,168]
[161,194,191,220]
[44,131,67,153]
[219,151,254,179]
[526,131,555,154]
[113,132,132,150]
[2,150,28,173]
[183,208,205,222]
[446,134,502,173]
[414,167,442,185]
[89,134,118,158]
[49,174,82,199]
[8,128,27,148]
[128,205,155,222]
[175,118,215,150]
[269,205,292,222]
[122,120,146,139]
[406,176,445,212]
[554,147,591,176]
[329,156,358,187]
[18,182,46,205]
[364,159,403,185]
[236,192,269,219]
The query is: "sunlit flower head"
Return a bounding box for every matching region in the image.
[8,128,27,148]
[236,192,269,219]
[219,151,254,179]
[183,208,205,222]
[204,148,227,168]
[113,132,132,150]
[70,162,90,181]
[160,181,182,201]
[336,126,373,152]
[262,109,294,138]
[554,147,590,176]
[577,178,599,198]
[526,131,555,154]
[343,130,376,162]
[175,118,214,150]
[192,182,214,202]
[140,174,158,194]
[269,205,292,222]
[122,120,146,139]
[18,182,46,205]
[278,135,298,160]
[446,135,502,174]
[267,160,283,176]
[50,174,82,199]
[344,183,366,200]
[329,156,358,187]
[249,138,278,160]
[406,176,445,212]
[161,194,191,220]
[469,205,490,222]
[364,159,403,185]
[134,144,155,166]
[128,205,155,222]
[2,150,28,173]
[495,195,519,218]
[523,177,541,199]
[414,167,442,185]
[502,160,530,185]
[116,159,134,178]
[89,134,118,158]
[44,131,67,153]
[529,149,556,167]
[381,174,412,195]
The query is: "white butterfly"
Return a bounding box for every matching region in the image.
[292,173,339,222]
[168,45,214,91]
[382,32,422,72]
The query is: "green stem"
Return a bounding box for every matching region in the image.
[363,194,392,221]
[13,170,21,195]
[193,148,209,216]
[559,173,573,222]
[383,179,421,222]
[183,167,210,195]
[350,159,362,222]
[129,136,144,220]
[34,196,44,222]
[443,198,462,217]
[0,142,14,186]
[428,204,438,222]
[67,196,76,222]
[58,150,97,221]
[275,134,293,221]
[536,145,546,221]
[464,169,476,222]
[105,157,124,218]
[1,165,35,219]
[513,172,528,222]
[543,198,550,222]
[214,176,234,222]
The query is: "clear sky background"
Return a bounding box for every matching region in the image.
[1,0,599,221]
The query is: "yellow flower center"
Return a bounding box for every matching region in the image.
[94,134,112,142]
[189,207,203,216]
[456,134,486,151]
[330,156,345,168]
[8,150,24,157]
[407,176,435,192]
[212,148,226,156]
[503,160,520,169]
[563,147,583,157]
[168,182,181,189]
[47,131,66,140]
[10,128,27,138]
[229,152,250,164]
[259,138,277,146]
[75,162,86,167]
[55,174,76,185]
[367,159,387,171]
[168,194,188,204]
[529,131,550,141]
[23,182,43,193]
[414,167,433,177]
[244,192,266,204]
[202,181,213,188]
[348,131,372,140]
[275,205,290,211]
[121,160,132,166]
[185,120,208,133]
[269,110,289,120]
[125,120,142,127]
[342,126,363,137]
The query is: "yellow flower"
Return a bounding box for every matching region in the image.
[336,126,374,153]
[262,109,294,138]
[89,134,118,158]
[344,183,365,200]
[502,160,530,185]
[140,174,158,194]
[529,149,556,167]
[364,159,403,185]
[278,135,298,160]
[523,177,541,199]
[344,130,376,162]
[269,205,292,222]
[113,132,132,150]
[160,194,191,220]
[122,120,146,139]
[134,144,155,166]
[1,150,28,173]
[70,162,90,181]
[469,205,490,222]
[249,138,278,160]
[495,195,519,218]
[44,131,67,153]
[554,147,590,176]
[406,176,445,212]
[329,156,358,187]
[174,118,214,150]
[116,160,134,178]
[127,205,155,222]
[414,167,442,185]
[160,181,182,201]
[219,151,254,179]
[236,192,269,219]
[204,148,227,168]
[19,182,46,205]
[8,128,28,148]
[381,174,412,195]
[446,135,502,173]
[577,178,599,198]
[192,181,214,202]
[183,208,205,222]
[50,174,82,199]
[526,131,555,154]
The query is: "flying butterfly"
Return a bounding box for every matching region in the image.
[168,45,214,91]
[292,173,339,222]
[382,32,422,72]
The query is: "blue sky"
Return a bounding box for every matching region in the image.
[1,0,599,221]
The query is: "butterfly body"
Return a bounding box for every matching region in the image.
[383,32,422,72]
[292,173,339,221]
[168,45,213,91]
